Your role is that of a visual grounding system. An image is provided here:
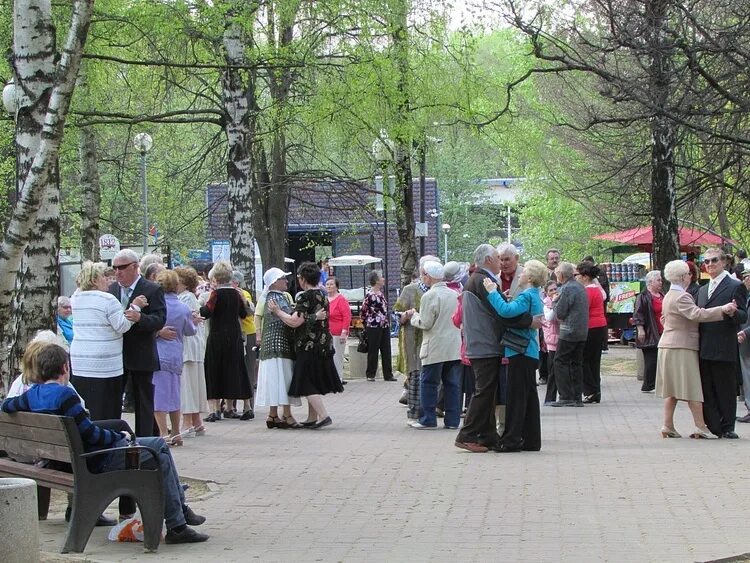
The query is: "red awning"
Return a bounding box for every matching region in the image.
[593,226,732,248]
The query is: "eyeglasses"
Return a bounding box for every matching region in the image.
[703,257,721,265]
[112,262,136,271]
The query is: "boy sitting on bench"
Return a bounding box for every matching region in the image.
[2,344,209,544]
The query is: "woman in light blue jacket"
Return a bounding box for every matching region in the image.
[483,259,546,453]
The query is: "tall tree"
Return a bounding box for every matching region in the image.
[0,0,94,389]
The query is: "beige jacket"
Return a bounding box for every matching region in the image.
[658,288,725,351]
[410,282,461,365]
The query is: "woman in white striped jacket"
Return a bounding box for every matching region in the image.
[70,261,138,421]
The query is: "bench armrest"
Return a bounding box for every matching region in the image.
[79,445,160,465]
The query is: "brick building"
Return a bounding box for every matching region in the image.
[206,179,440,300]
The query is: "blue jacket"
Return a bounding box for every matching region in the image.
[487,287,543,359]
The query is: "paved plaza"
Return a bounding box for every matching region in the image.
[38,347,750,562]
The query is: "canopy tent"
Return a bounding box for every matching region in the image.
[593,226,733,250]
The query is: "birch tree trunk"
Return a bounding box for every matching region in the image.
[0,0,94,391]
[221,6,255,293]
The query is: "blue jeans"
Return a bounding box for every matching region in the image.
[419,360,461,427]
[100,436,186,529]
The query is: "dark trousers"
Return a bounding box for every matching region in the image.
[641,347,657,391]
[502,355,541,451]
[71,375,124,421]
[496,363,508,405]
[125,369,158,437]
[582,326,606,398]
[456,357,501,447]
[462,364,475,409]
[700,359,737,435]
[539,348,549,382]
[554,339,585,402]
[365,326,393,379]
[544,350,557,404]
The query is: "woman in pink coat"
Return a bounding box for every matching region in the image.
[657,260,737,439]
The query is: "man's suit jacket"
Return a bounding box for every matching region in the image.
[109,278,167,372]
[697,275,748,362]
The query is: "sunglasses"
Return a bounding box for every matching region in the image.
[112,262,136,271]
[703,257,721,265]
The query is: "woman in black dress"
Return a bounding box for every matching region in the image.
[267,262,343,428]
[200,260,252,422]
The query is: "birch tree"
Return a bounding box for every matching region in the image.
[0,0,94,389]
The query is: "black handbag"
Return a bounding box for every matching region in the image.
[500,329,529,354]
[356,331,369,353]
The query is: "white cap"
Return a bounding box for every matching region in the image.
[423,261,444,280]
[263,267,291,290]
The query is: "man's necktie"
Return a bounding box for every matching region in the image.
[121,287,131,308]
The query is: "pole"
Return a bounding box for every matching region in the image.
[419,139,426,259]
[443,230,448,263]
[507,204,511,244]
[140,150,148,255]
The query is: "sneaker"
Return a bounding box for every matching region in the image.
[366,376,375,382]
[408,421,437,429]
[183,506,206,526]
[165,526,209,544]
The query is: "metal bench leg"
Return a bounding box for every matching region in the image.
[136,496,162,553]
[61,500,100,553]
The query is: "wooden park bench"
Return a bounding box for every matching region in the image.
[0,411,164,553]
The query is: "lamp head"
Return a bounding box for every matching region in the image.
[133,132,153,153]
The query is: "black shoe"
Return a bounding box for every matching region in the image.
[549,400,576,407]
[239,409,255,421]
[538,378,547,385]
[203,412,221,422]
[722,431,740,439]
[312,416,332,429]
[165,526,210,544]
[575,401,585,407]
[582,394,600,404]
[342,380,348,385]
[301,420,317,428]
[737,414,750,423]
[383,377,398,382]
[436,408,445,418]
[223,410,241,419]
[183,506,206,526]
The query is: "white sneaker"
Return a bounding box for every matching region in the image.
[409,421,437,429]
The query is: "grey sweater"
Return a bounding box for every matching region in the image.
[554,279,589,342]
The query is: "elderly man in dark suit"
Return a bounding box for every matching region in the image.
[697,247,747,439]
[109,249,166,437]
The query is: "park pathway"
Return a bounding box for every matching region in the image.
[38,347,750,562]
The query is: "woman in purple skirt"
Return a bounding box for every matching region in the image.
[153,270,196,445]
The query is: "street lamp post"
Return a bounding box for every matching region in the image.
[3,79,23,204]
[442,223,451,263]
[133,133,153,255]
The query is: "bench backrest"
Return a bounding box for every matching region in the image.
[0,412,83,464]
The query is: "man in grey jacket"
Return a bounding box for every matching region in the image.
[454,244,536,452]
[550,262,589,407]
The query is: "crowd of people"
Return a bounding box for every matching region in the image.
[3,242,750,547]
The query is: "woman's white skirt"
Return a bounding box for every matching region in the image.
[255,357,301,407]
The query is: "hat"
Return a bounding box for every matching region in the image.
[263,267,291,289]
[422,261,444,280]
[443,261,468,283]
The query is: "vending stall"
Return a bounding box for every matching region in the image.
[593,226,733,342]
